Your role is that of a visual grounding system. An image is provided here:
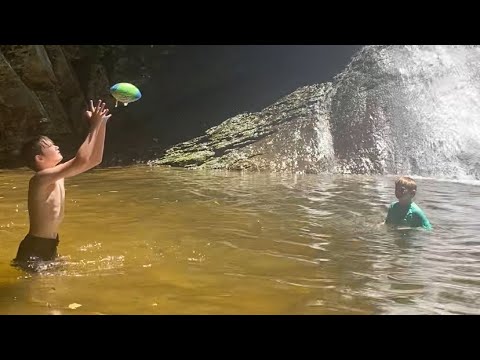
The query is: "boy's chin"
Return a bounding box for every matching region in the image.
[398,198,413,205]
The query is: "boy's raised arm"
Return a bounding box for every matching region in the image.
[35,100,112,185]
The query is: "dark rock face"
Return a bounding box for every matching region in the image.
[0,45,173,167]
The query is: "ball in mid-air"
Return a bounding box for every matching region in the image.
[110,83,142,107]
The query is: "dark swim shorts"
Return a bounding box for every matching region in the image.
[12,233,60,272]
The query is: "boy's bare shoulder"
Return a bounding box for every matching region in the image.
[31,167,58,182]
[30,172,51,188]
[30,172,41,183]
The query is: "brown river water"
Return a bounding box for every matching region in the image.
[0,165,478,314]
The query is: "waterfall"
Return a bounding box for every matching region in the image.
[153,45,480,180]
[330,45,480,180]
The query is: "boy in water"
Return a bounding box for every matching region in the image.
[385,176,432,230]
[12,100,112,271]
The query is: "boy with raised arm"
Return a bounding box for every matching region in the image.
[13,100,112,271]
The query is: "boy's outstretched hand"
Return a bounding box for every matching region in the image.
[85,99,112,126]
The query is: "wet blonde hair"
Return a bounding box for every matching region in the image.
[395,176,417,196]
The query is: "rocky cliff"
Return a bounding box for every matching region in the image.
[149,45,480,180]
[0,45,172,167]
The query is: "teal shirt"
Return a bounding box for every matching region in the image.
[385,201,432,230]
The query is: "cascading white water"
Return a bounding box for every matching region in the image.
[153,45,480,180]
[330,45,480,180]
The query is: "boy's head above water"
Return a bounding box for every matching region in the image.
[395,176,417,205]
[21,135,63,172]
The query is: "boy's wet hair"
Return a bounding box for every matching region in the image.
[395,176,417,196]
[20,135,53,171]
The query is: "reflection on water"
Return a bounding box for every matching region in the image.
[0,166,479,314]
